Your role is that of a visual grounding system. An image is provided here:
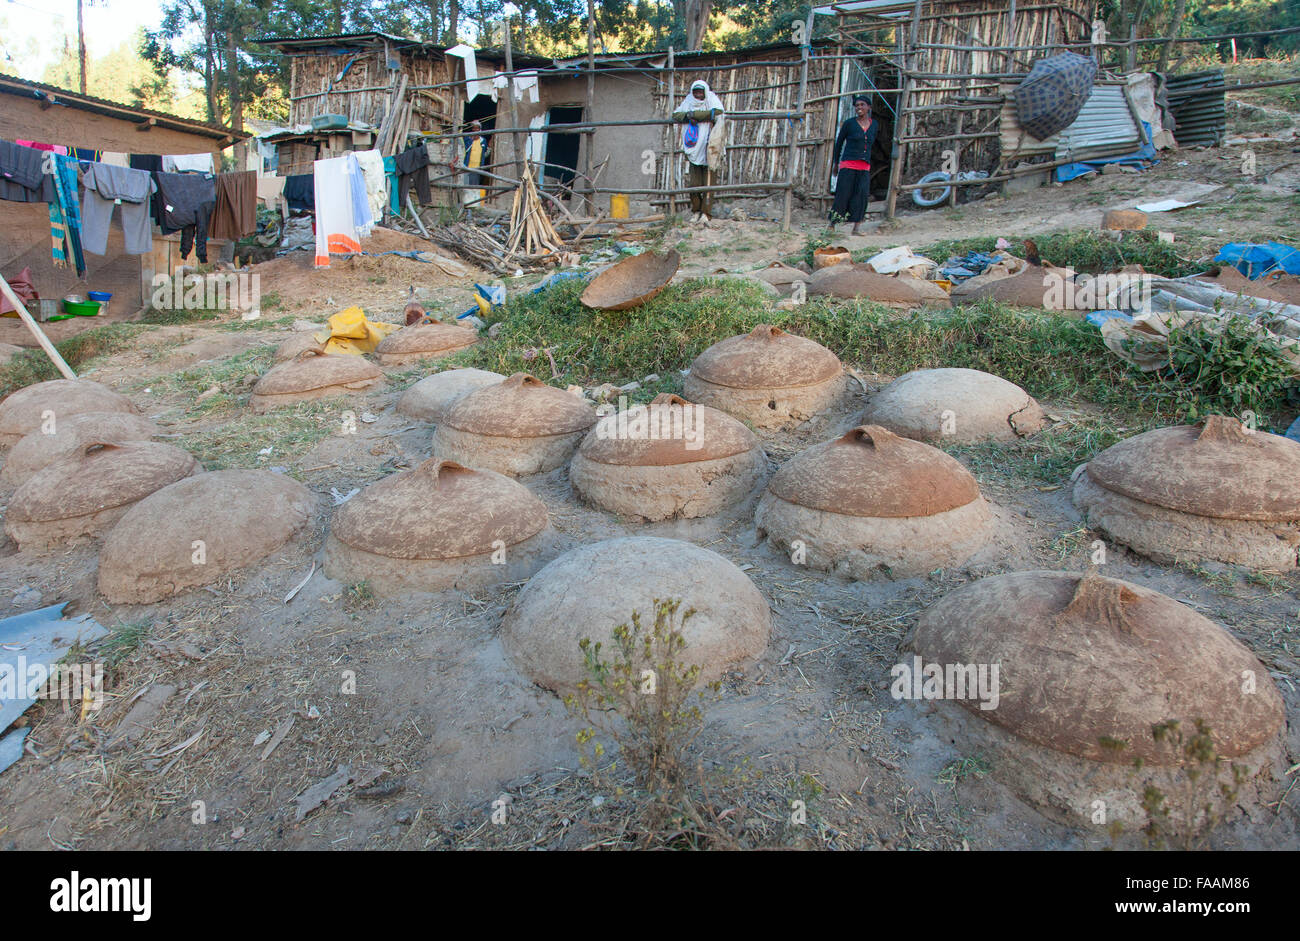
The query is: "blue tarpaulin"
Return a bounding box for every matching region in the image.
[1214,242,1300,280]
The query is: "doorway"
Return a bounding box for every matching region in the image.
[543,106,583,193]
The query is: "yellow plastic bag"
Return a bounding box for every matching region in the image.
[313,306,399,355]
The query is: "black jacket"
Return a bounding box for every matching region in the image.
[833,116,878,165]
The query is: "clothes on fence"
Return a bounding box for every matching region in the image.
[209,170,258,241]
[383,156,399,214]
[162,153,215,174]
[155,171,216,262]
[284,173,315,211]
[687,162,712,216]
[0,140,55,202]
[313,154,371,268]
[256,174,288,220]
[49,154,85,274]
[128,154,163,172]
[16,140,68,155]
[673,80,725,166]
[830,166,871,225]
[81,162,156,255]
[394,143,431,207]
[352,149,387,224]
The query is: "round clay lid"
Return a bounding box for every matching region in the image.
[441,373,596,438]
[767,425,980,518]
[1086,415,1300,521]
[375,322,478,355]
[252,349,382,396]
[689,325,841,390]
[2,411,160,486]
[9,440,197,522]
[0,379,136,439]
[330,458,548,560]
[910,570,1285,764]
[579,393,759,466]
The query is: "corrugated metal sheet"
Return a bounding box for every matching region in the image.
[1165,70,1226,148]
[1000,82,1140,161]
[1055,85,1142,161]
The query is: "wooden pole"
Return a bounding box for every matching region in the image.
[504,14,524,185]
[885,0,924,218]
[0,275,75,379]
[782,12,813,231]
[584,0,596,207]
[666,47,676,219]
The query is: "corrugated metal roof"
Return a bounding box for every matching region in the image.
[1165,70,1226,148]
[1001,81,1140,161]
[0,72,243,141]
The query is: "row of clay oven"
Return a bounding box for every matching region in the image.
[0,323,1292,828]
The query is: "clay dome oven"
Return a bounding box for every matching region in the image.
[683,324,843,429]
[432,373,596,476]
[500,536,769,693]
[908,570,1287,826]
[1073,415,1300,571]
[755,425,993,578]
[569,393,767,520]
[863,368,1048,444]
[323,458,553,595]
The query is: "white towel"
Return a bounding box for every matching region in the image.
[352,149,388,225]
[162,153,215,174]
[314,155,367,268]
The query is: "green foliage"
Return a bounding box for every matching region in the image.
[565,599,722,842]
[1137,718,1251,850]
[917,229,1199,279]
[0,324,144,400]
[1162,314,1299,421]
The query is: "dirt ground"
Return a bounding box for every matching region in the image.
[1,113,1298,851]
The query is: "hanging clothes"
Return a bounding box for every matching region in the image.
[16,140,68,155]
[284,173,315,212]
[352,150,387,224]
[101,152,130,168]
[256,175,288,220]
[209,170,258,241]
[348,154,374,239]
[155,171,216,262]
[313,154,370,269]
[393,143,431,207]
[162,153,215,174]
[0,140,55,203]
[673,80,726,166]
[49,153,85,275]
[383,156,399,215]
[81,163,155,255]
[72,147,102,163]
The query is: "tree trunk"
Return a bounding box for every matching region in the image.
[77,0,87,95]
[331,0,343,33]
[684,0,711,50]
[1156,0,1187,73]
[447,0,459,44]
[226,30,245,164]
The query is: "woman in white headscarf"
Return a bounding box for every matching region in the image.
[672,79,726,225]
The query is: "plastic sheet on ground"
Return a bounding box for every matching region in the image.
[1215,242,1300,280]
[312,307,400,355]
[1,602,107,775]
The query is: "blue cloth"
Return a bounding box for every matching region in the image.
[1085,309,1132,328]
[1214,242,1300,279]
[51,154,85,275]
[346,153,372,231]
[939,250,1002,282]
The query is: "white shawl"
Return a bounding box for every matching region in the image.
[675,80,726,165]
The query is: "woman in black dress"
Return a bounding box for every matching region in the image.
[830,96,877,235]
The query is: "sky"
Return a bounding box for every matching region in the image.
[0,0,163,79]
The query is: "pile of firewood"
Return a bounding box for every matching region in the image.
[506,166,565,262]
